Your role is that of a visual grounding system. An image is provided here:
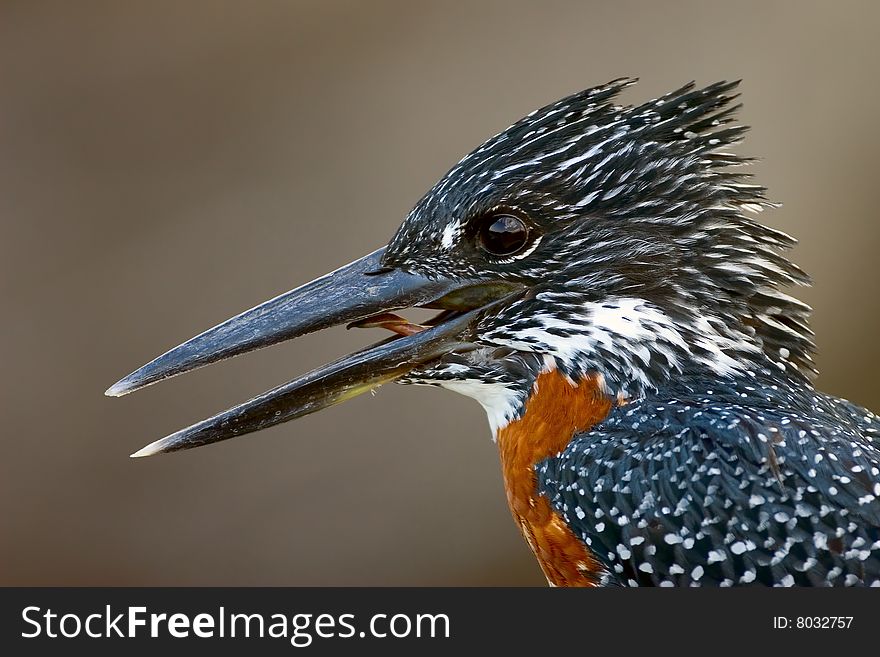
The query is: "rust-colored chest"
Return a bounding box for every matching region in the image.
[496,370,613,586]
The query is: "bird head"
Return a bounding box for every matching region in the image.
[107,79,815,455]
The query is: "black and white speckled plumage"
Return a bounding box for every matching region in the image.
[538,365,880,586]
[110,76,879,586]
[392,79,815,398]
[387,79,880,585]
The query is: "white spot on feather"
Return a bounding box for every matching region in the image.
[440,220,461,249]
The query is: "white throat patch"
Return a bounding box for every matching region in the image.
[436,379,521,435]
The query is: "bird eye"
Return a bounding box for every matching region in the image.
[477,213,530,256]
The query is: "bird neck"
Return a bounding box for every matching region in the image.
[495,369,613,586]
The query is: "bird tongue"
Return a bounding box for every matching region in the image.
[347,312,427,337]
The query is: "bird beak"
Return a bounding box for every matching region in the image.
[107,247,517,457]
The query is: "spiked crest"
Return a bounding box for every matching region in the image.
[110,79,816,451]
[106,79,880,590]
[383,79,815,425]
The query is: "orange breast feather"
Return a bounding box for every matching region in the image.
[496,370,613,586]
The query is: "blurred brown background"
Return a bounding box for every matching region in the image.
[1,0,878,585]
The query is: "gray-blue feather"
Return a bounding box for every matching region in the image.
[537,367,880,586]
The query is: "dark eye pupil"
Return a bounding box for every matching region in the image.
[479,214,528,255]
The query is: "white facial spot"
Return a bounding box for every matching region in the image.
[441,221,461,250]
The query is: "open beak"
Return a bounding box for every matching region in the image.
[106,247,518,457]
